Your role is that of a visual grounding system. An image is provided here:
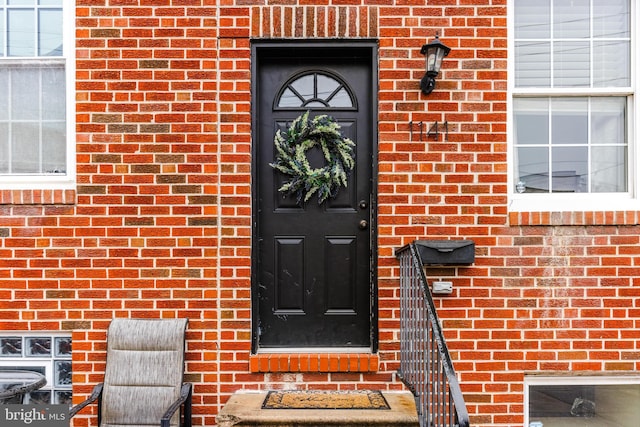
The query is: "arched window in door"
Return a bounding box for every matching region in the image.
[275,71,357,109]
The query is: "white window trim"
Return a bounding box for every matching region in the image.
[507,0,639,213]
[524,374,640,426]
[1,2,76,190]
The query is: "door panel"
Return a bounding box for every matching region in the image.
[254,45,375,348]
[325,237,357,312]
[274,237,305,312]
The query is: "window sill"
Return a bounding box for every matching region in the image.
[0,189,76,205]
[509,210,640,226]
[249,353,379,373]
[509,197,640,226]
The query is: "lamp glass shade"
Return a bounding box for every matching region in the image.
[421,36,451,76]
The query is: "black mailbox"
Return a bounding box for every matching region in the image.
[414,240,475,265]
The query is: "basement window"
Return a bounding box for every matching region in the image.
[0,333,72,405]
[526,376,640,427]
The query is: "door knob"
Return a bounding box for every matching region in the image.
[358,220,368,230]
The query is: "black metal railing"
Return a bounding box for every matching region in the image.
[396,242,470,427]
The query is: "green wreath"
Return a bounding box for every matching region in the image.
[270,111,356,204]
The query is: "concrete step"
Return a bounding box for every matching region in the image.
[217,390,419,426]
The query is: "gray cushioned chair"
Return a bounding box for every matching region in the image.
[70,318,192,427]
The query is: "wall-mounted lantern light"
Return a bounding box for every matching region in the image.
[420,34,451,95]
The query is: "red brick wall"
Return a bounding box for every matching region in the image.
[0,1,639,426]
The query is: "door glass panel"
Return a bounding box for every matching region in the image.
[316,74,339,99]
[329,88,352,107]
[279,88,302,107]
[277,71,355,109]
[290,74,314,100]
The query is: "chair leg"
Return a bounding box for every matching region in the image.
[183,386,192,427]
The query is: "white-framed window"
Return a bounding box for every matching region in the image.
[509,0,637,211]
[0,333,72,405]
[525,375,640,427]
[0,0,75,189]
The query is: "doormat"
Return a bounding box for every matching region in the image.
[262,390,390,410]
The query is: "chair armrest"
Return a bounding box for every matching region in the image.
[69,383,104,418]
[160,383,193,427]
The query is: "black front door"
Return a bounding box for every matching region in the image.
[252,43,376,349]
